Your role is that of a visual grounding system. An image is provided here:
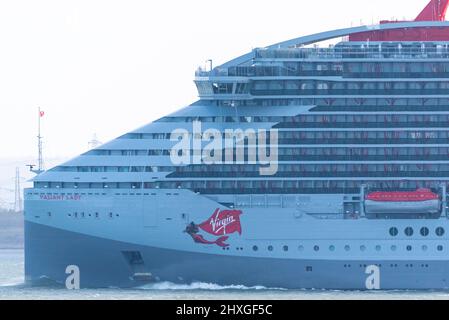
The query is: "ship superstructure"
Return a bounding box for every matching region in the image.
[24,0,449,289]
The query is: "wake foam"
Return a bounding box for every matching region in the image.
[141,281,286,291]
[0,280,25,288]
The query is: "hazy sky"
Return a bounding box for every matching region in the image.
[0,0,433,161]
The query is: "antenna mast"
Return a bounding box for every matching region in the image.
[14,167,22,213]
[29,107,45,174]
[38,107,43,172]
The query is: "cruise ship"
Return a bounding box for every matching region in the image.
[24,0,449,289]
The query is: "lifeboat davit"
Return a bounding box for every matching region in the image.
[365,188,441,215]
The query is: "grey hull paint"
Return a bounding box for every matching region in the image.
[25,221,449,289]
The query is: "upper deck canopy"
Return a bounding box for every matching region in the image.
[219,0,449,69]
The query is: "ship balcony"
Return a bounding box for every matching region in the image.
[254,46,449,61]
[197,65,449,80]
[276,138,449,145]
[250,89,449,96]
[274,121,449,129]
[168,171,449,178]
[228,70,449,79]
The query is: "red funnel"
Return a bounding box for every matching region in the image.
[415,0,449,21]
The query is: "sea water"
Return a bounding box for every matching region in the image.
[1,249,449,300]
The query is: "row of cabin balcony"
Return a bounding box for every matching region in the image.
[155,114,449,125]
[118,130,449,141]
[195,43,449,78]
[215,97,449,108]
[197,62,449,79]
[196,79,449,98]
[254,44,449,60]
[82,146,449,159]
[229,64,449,78]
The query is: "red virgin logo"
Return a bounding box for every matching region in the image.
[185,208,243,247]
[199,208,243,236]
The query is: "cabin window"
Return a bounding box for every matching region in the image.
[405,227,414,237]
[389,227,398,237]
[268,245,273,252]
[436,227,445,237]
[420,227,429,237]
[252,246,258,252]
[314,246,320,252]
[407,245,412,251]
[329,245,335,252]
[438,245,444,252]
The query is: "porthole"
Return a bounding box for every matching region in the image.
[391,245,397,251]
[252,246,258,252]
[420,227,429,237]
[298,245,304,252]
[406,245,412,251]
[389,227,398,237]
[283,245,289,252]
[360,245,366,252]
[329,245,335,252]
[344,245,350,252]
[422,245,428,251]
[405,227,414,237]
[268,245,273,252]
[314,245,320,252]
[436,227,445,237]
[375,245,381,252]
[438,245,444,251]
